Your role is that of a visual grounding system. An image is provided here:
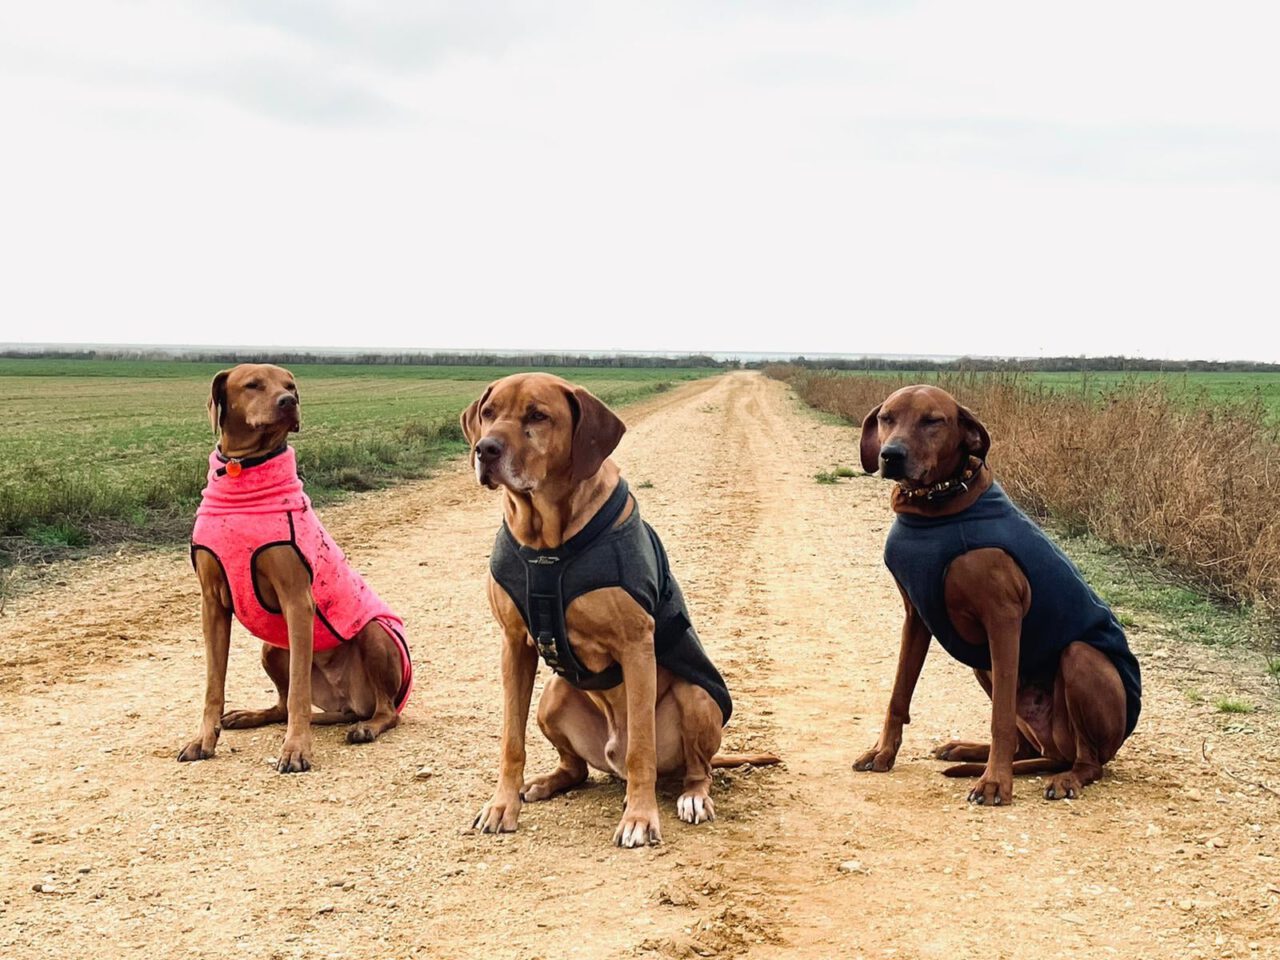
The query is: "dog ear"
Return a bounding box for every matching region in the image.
[565,385,626,484]
[459,383,495,451]
[860,403,882,474]
[207,369,232,437]
[958,403,990,462]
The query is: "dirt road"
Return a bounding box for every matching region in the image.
[3,372,1278,959]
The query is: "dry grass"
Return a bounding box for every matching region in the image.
[768,365,1280,609]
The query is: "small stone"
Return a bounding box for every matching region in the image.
[414,767,433,781]
[1178,899,1194,911]
[1185,788,1203,802]
[1205,836,1227,849]
[838,860,865,874]
[1146,823,1161,838]
[316,904,335,915]
[77,867,91,875]
[342,881,356,892]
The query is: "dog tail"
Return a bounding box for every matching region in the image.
[941,759,1070,778]
[711,752,781,768]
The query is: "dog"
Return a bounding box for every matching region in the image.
[178,363,413,773]
[461,372,777,847]
[853,384,1141,804]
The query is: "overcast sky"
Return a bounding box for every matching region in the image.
[2,2,1277,361]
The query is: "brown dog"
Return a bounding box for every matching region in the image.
[178,364,412,773]
[462,373,776,846]
[853,385,1141,804]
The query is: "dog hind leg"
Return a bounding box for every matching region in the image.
[669,682,723,825]
[1044,642,1127,800]
[221,644,290,729]
[344,622,404,744]
[933,668,1045,762]
[521,676,602,802]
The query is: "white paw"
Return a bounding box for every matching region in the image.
[676,793,715,825]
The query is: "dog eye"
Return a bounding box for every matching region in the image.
[527,410,548,423]
[921,416,944,426]
[481,407,495,420]
[245,381,261,390]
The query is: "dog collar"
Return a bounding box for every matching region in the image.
[214,444,289,478]
[897,456,984,502]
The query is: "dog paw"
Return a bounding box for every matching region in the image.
[472,792,522,834]
[221,708,283,730]
[520,779,556,803]
[967,771,1013,806]
[1044,772,1082,801]
[614,804,662,848]
[177,738,215,762]
[852,745,898,772]
[676,792,715,825]
[932,740,987,762]
[276,738,312,774]
[521,764,588,802]
[346,724,377,744]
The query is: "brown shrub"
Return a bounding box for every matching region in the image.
[766,365,1280,607]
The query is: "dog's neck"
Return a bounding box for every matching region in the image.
[217,422,292,462]
[502,460,625,550]
[892,458,992,518]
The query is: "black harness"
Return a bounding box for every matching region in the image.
[505,480,631,689]
[489,479,734,722]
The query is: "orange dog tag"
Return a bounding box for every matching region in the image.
[226,460,242,478]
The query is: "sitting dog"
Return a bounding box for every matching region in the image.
[853,384,1141,804]
[462,373,777,847]
[178,363,412,773]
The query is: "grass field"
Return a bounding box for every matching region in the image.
[771,364,1280,613]
[0,359,716,557]
[819,368,1280,419]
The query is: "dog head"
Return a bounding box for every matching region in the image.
[860,384,989,485]
[459,373,626,494]
[208,363,301,455]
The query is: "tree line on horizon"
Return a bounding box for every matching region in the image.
[756,355,1280,374]
[0,348,736,369]
[1,347,1276,373]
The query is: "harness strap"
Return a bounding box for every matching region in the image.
[506,480,631,690]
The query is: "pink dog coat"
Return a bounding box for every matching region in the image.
[191,445,412,712]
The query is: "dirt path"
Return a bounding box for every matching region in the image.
[2,372,1278,960]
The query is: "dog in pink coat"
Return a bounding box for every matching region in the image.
[178,364,412,773]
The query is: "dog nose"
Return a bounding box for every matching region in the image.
[879,443,908,477]
[278,394,298,409]
[476,437,504,462]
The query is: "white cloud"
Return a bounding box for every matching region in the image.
[1,0,1277,361]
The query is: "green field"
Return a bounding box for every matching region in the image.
[0,359,716,555]
[823,369,1280,418]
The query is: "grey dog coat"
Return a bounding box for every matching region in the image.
[489,479,732,725]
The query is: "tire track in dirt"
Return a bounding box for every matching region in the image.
[2,373,1278,960]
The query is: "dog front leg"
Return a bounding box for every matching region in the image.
[474,627,538,834]
[969,616,1020,805]
[178,578,233,762]
[854,594,930,772]
[615,638,661,848]
[276,587,316,773]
